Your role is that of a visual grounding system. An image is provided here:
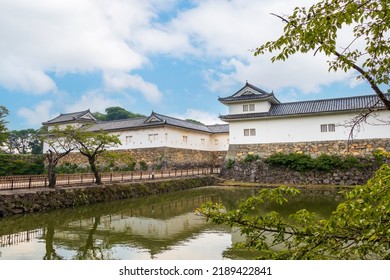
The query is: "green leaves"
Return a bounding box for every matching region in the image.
[201,164,390,259]
[255,0,390,109]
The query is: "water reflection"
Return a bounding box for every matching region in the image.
[0,186,339,260]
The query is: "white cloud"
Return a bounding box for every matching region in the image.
[104,72,163,103]
[0,0,146,94]
[0,59,57,94]
[164,0,363,96]
[172,109,223,125]
[65,90,128,114]
[2,0,369,120]
[17,100,56,127]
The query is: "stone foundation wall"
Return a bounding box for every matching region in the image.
[0,176,217,217]
[59,147,227,169]
[221,159,385,186]
[227,138,390,160]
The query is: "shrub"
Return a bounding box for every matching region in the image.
[266,152,364,172]
[0,154,45,176]
[313,154,344,171]
[225,158,235,169]
[243,153,260,162]
[266,152,314,171]
[55,162,91,174]
[139,160,148,171]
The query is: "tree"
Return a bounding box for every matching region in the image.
[0,105,9,150]
[8,129,42,154]
[200,163,390,259]
[254,0,389,110]
[94,107,145,121]
[43,125,78,188]
[185,119,204,125]
[72,127,121,185]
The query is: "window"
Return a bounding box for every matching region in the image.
[201,138,205,146]
[214,139,219,145]
[244,128,256,136]
[125,136,132,145]
[148,134,158,141]
[183,136,188,144]
[243,104,255,112]
[321,124,336,133]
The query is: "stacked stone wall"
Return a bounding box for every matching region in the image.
[221,159,388,186]
[59,147,226,169]
[227,138,390,160]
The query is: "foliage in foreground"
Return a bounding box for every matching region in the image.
[200,164,390,259]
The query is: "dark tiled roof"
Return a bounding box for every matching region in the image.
[206,124,229,133]
[218,82,280,104]
[42,110,96,125]
[87,117,148,131]
[220,94,387,120]
[85,112,227,134]
[154,113,212,133]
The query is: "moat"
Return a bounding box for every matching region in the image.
[0,186,340,260]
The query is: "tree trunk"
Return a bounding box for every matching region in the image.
[89,157,101,185]
[46,151,57,188]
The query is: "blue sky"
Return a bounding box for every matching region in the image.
[0,0,375,130]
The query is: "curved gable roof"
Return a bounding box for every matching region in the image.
[42,110,97,125]
[218,82,280,104]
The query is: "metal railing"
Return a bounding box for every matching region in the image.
[0,167,221,191]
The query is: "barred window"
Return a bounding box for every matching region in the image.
[321,124,335,133]
[244,128,256,136]
[243,104,255,112]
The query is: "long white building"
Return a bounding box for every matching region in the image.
[219,82,390,158]
[42,110,229,168]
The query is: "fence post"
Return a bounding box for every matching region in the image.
[140,172,142,180]
[28,177,32,189]
[44,177,47,188]
[11,179,14,190]
[110,173,113,182]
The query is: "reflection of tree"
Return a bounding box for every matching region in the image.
[43,224,63,260]
[75,216,110,260]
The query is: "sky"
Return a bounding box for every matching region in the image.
[0,0,375,130]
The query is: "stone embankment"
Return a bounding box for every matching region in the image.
[221,160,379,186]
[0,176,217,217]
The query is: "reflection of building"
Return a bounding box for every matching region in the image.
[0,187,256,259]
[42,111,229,167]
[0,229,44,247]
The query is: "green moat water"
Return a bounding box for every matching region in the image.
[0,186,340,260]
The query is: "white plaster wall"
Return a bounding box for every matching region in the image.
[112,127,166,150]
[229,101,271,114]
[228,111,390,144]
[108,126,229,152]
[210,133,230,151]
